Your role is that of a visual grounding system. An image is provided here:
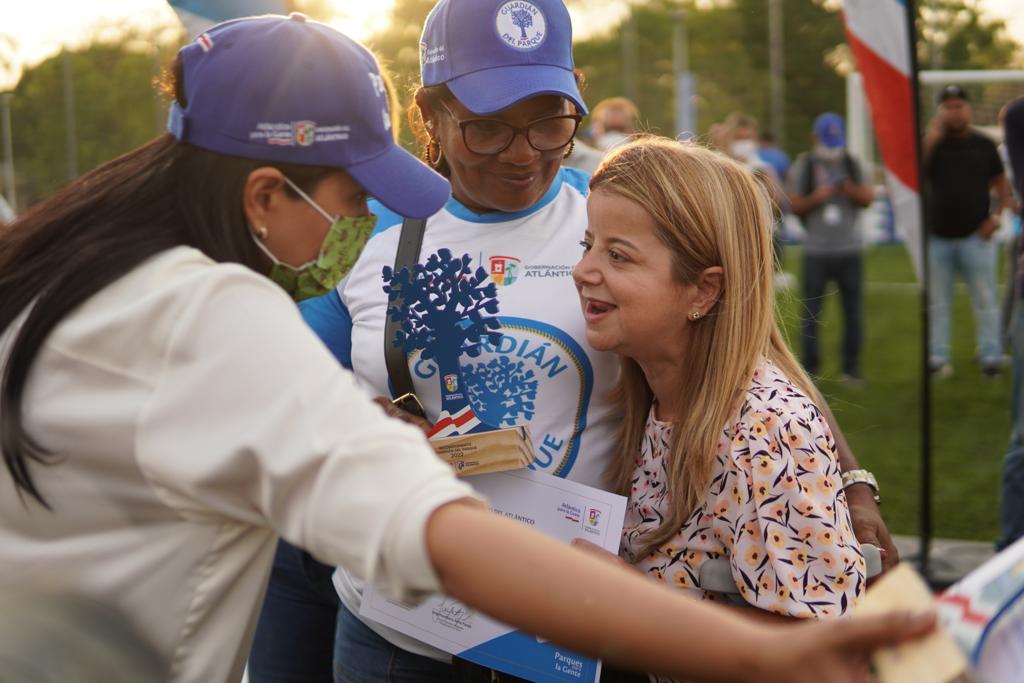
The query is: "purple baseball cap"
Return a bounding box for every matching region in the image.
[420,0,588,115]
[813,112,846,149]
[168,13,450,219]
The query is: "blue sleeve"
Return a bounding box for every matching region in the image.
[298,289,353,369]
[561,166,591,198]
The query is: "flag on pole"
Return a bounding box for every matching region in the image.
[168,0,289,38]
[842,0,923,281]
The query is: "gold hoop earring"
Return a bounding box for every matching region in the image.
[425,137,444,169]
[688,311,703,321]
[256,226,269,241]
[563,138,576,159]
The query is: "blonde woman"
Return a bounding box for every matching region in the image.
[573,139,865,627]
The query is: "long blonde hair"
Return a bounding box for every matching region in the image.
[591,138,817,559]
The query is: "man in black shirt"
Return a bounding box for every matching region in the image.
[924,84,1014,377]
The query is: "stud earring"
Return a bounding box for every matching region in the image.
[689,311,703,321]
[256,226,269,240]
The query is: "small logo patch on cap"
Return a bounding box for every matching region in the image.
[294,121,317,146]
[496,1,547,51]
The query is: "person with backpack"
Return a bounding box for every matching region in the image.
[788,113,874,382]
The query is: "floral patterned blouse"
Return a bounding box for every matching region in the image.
[620,358,865,622]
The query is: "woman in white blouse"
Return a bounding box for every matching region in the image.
[0,14,928,683]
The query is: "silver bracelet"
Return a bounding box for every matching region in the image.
[841,468,880,505]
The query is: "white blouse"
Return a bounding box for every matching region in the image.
[0,247,476,682]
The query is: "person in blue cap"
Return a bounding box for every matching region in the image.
[788,113,874,383]
[0,12,934,683]
[252,2,604,678]
[251,3,903,683]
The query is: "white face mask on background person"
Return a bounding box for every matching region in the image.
[814,144,845,161]
[729,139,759,162]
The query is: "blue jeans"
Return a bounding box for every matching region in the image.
[333,603,452,683]
[801,251,863,375]
[248,540,338,683]
[1000,299,1024,549]
[928,234,1002,365]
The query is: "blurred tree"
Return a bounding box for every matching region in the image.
[366,0,436,98]
[364,0,436,149]
[574,0,847,155]
[11,39,167,206]
[732,0,848,154]
[574,0,1019,156]
[919,0,1021,70]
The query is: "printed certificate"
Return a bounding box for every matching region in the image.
[360,467,627,683]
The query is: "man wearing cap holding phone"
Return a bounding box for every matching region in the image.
[924,84,1015,378]
[788,113,874,382]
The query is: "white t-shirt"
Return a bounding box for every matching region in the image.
[302,167,620,660]
[0,247,477,682]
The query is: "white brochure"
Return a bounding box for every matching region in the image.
[360,467,627,683]
[936,535,1024,683]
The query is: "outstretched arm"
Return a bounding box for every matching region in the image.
[427,501,932,683]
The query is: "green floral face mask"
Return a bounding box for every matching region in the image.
[253,177,378,302]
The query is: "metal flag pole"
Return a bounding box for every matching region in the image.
[768,0,785,148]
[672,9,696,139]
[904,0,934,582]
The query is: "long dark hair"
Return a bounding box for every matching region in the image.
[0,58,334,508]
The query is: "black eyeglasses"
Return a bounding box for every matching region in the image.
[440,102,581,155]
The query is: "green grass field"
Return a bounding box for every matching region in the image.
[777,244,1011,543]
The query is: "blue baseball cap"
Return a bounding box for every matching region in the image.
[420,0,588,115]
[168,13,449,219]
[813,112,846,149]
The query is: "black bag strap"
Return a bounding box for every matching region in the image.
[802,152,861,196]
[843,151,861,184]
[801,154,816,197]
[384,217,427,404]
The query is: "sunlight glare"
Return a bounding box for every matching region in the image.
[329,0,397,43]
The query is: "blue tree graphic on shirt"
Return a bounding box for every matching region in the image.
[383,248,502,429]
[463,357,538,427]
[511,9,533,39]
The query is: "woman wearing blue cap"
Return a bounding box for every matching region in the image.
[255,2,902,683]
[0,12,930,683]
